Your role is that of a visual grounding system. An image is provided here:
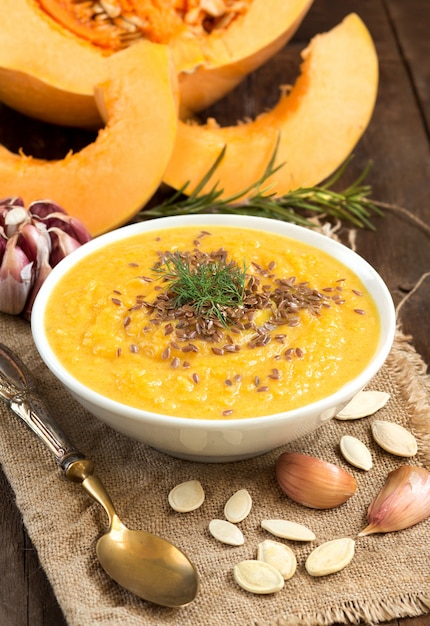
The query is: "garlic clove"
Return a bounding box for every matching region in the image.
[261,519,315,541]
[209,519,245,546]
[335,390,390,420]
[49,227,84,267]
[233,560,284,594]
[371,420,418,457]
[4,206,30,237]
[257,539,297,580]
[340,435,373,471]
[0,234,33,315]
[358,465,430,536]
[20,223,53,321]
[224,488,252,523]
[29,201,91,245]
[305,538,355,576]
[168,479,205,512]
[276,452,357,509]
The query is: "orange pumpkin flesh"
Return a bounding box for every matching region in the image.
[0,41,178,236]
[163,14,379,198]
[173,0,315,117]
[0,0,106,128]
[0,0,313,127]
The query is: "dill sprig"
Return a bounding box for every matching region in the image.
[138,138,383,230]
[153,252,247,325]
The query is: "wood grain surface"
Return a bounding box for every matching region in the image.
[0,0,429,624]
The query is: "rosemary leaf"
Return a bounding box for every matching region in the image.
[137,142,383,230]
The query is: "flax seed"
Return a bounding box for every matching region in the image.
[123,316,131,328]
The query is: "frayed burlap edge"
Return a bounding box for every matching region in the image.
[257,592,430,626]
[387,326,430,468]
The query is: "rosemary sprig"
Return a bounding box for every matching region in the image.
[138,139,383,230]
[152,251,247,326]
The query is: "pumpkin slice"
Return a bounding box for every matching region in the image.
[0,0,312,127]
[173,0,315,117]
[0,0,106,128]
[163,13,379,198]
[0,40,178,236]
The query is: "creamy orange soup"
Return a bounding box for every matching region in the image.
[44,226,380,419]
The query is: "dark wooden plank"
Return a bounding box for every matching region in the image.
[384,0,430,130]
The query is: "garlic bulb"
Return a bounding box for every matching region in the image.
[0,198,91,319]
[358,465,430,536]
[276,452,357,509]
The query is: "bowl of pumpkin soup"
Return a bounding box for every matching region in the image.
[31,215,395,462]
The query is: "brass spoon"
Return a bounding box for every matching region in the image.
[0,343,199,608]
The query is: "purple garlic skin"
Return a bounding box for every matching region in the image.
[0,198,92,319]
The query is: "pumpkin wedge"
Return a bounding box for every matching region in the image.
[172,0,315,117]
[163,14,379,198]
[0,0,106,128]
[0,0,312,127]
[0,40,178,236]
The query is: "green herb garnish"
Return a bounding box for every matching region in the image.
[153,251,247,326]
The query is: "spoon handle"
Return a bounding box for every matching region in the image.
[0,343,85,469]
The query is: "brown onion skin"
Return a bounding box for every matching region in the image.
[276,451,357,509]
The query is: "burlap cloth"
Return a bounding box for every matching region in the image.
[1,312,429,626]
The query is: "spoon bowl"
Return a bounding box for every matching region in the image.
[96,529,198,607]
[0,343,199,607]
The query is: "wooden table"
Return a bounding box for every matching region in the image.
[0,1,429,624]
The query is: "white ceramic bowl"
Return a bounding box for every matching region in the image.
[31,215,395,462]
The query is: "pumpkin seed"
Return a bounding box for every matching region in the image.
[209,519,245,546]
[168,480,205,512]
[305,537,355,577]
[371,420,418,457]
[335,390,390,420]
[261,519,316,541]
[340,435,373,470]
[257,539,297,580]
[224,489,252,523]
[233,560,284,594]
